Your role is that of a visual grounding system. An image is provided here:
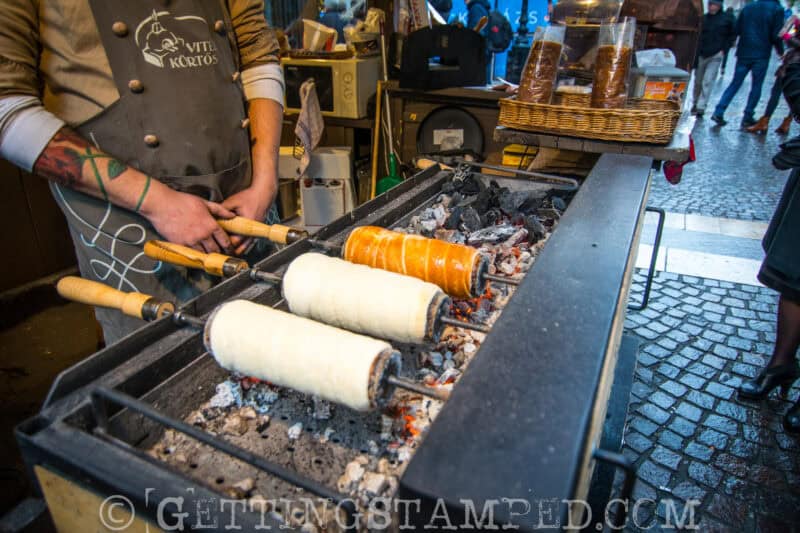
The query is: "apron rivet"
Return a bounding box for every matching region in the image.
[128,80,144,93]
[231,71,241,82]
[214,20,226,34]
[240,118,251,129]
[112,21,129,37]
[144,134,160,148]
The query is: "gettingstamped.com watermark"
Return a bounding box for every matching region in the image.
[98,491,701,531]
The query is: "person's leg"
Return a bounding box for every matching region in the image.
[739,295,800,399]
[768,295,800,368]
[692,57,708,110]
[721,49,729,75]
[697,53,722,113]
[776,114,794,134]
[763,74,784,119]
[713,59,750,120]
[772,295,800,432]
[742,58,770,125]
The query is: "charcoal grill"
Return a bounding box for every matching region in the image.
[16,153,653,532]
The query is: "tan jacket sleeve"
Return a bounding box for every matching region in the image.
[0,0,42,98]
[228,0,281,69]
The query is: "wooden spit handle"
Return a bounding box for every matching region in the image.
[416,158,454,171]
[216,216,308,245]
[56,276,174,320]
[143,240,248,278]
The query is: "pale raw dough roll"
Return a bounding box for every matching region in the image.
[283,253,445,344]
[205,300,393,411]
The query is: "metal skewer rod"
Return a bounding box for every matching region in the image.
[440,316,490,333]
[483,273,521,286]
[171,310,206,329]
[386,375,451,401]
[453,158,580,190]
[250,270,282,284]
[308,239,344,255]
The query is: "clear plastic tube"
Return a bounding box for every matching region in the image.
[591,17,636,109]
[518,25,566,104]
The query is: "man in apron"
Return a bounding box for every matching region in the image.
[0,1,285,342]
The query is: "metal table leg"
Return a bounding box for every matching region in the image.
[628,207,665,311]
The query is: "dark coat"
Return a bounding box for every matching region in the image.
[735,0,785,60]
[698,10,736,58]
[466,0,491,33]
[320,8,348,44]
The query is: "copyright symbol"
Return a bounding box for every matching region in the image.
[99,495,135,531]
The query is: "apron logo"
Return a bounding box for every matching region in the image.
[135,10,219,69]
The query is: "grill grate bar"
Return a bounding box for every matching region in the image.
[90,386,357,529]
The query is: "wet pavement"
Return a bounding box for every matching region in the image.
[618,272,799,532]
[615,55,800,532]
[648,57,792,221]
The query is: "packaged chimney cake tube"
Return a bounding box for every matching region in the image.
[518,25,566,104]
[591,17,636,109]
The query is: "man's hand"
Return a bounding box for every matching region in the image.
[142,184,236,254]
[222,181,277,255]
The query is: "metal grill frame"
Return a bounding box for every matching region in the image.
[16,154,653,531]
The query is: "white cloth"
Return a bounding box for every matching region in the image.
[241,64,286,106]
[0,96,65,171]
[293,79,324,175]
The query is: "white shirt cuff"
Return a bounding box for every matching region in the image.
[0,96,65,172]
[242,63,285,107]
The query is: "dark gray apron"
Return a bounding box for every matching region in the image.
[51,0,266,342]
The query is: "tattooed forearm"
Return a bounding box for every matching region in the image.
[33,128,84,188]
[33,127,129,199]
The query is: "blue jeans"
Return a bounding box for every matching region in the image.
[714,57,770,121]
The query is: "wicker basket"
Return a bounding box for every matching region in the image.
[498,97,681,144]
[553,93,591,108]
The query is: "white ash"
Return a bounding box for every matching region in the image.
[287,422,303,440]
[319,427,335,443]
[209,381,237,408]
[239,406,257,420]
[208,379,280,414]
[367,440,380,456]
[337,458,367,493]
[310,395,331,420]
[380,416,394,442]
[359,472,389,498]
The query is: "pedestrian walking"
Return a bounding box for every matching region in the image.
[738,59,800,433]
[745,72,793,133]
[711,0,785,128]
[721,7,738,76]
[692,0,735,117]
[749,16,800,134]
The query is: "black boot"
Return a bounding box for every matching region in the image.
[738,363,800,400]
[785,398,800,434]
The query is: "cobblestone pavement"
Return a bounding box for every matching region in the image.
[617,271,800,532]
[648,57,791,221]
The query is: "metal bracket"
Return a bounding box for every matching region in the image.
[628,207,665,311]
[592,448,636,528]
[89,386,358,531]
